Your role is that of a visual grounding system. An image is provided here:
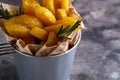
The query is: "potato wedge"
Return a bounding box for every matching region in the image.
[22,0,39,15]
[42,0,55,14]
[7,15,43,29]
[35,6,56,25]
[22,0,56,25]
[56,17,81,31]
[54,0,61,10]
[55,17,77,27]
[4,21,31,38]
[30,27,48,41]
[60,0,69,14]
[56,9,67,19]
[46,32,58,46]
[44,23,62,33]
[44,17,81,33]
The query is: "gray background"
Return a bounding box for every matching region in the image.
[0,0,120,80]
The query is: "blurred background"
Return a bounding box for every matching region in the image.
[0,0,120,80]
[71,0,120,80]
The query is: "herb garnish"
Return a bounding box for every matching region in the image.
[0,3,22,19]
[57,20,81,40]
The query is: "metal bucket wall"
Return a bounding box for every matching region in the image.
[14,31,81,80]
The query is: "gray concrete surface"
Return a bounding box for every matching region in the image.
[0,0,120,80]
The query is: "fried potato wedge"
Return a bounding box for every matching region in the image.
[22,0,56,25]
[30,27,48,41]
[4,21,31,38]
[54,0,69,14]
[55,17,77,27]
[35,6,56,25]
[44,17,81,33]
[22,0,39,15]
[46,32,58,46]
[60,0,69,14]
[54,0,61,10]
[6,15,43,29]
[56,17,81,31]
[56,9,67,19]
[44,23,62,33]
[42,0,55,14]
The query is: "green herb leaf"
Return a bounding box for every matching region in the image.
[0,3,11,19]
[0,3,23,19]
[57,20,81,39]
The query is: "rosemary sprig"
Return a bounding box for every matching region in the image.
[57,20,81,39]
[0,3,10,19]
[0,3,22,19]
[11,6,23,17]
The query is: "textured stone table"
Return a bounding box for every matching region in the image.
[0,0,120,80]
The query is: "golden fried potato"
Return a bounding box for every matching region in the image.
[46,32,58,46]
[42,0,55,14]
[44,17,80,33]
[22,0,39,15]
[44,23,62,33]
[56,9,67,19]
[56,17,81,31]
[22,0,56,25]
[60,0,69,14]
[4,21,31,38]
[30,27,48,41]
[7,15,43,29]
[55,17,77,27]
[35,6,56,25]
[54,0,61,10]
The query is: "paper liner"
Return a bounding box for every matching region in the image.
[0,1,84,56]
[15,30,81,56]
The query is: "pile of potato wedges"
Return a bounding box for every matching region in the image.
[3,0,82,46]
